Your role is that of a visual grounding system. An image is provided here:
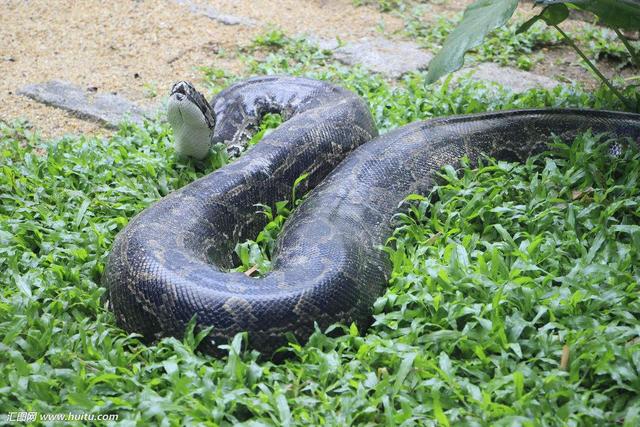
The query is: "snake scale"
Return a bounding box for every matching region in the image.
[105,76,640,356]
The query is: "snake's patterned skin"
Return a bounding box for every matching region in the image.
[105,76,640,356]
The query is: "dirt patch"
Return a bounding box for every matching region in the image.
[532,47,638,88]
[0,0,403,139]
[1,1,635,139]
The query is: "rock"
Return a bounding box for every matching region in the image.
[18,80,151,128]
[305,35,341,51]
[334,37,433,78]
[458,63,559,93]
[316,38,341,51]
[173,0,255,26]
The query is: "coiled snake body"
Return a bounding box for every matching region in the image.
[105,76,640,356]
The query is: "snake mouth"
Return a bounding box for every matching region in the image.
[170,81,216,129]
[170,80,192,95]
[170,82,199,107]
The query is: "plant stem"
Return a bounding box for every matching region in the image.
[614,28,640,68]
[553,24,634,111]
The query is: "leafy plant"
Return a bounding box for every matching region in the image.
[142,81,159,98]
[426,0,640,111]
[252,28,290,49]
[426,0,519,81]
[247,113,283,147]
[405,13,563,71]
[553,0,640,29]
[579,27,636,67]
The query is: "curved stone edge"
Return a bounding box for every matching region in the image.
[18,80,154,129]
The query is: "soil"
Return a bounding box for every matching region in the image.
[0,0,635,139]
[0,0,403,138]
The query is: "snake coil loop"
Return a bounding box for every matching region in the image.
[105,76,640,356]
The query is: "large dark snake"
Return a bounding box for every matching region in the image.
[105,76,640,356]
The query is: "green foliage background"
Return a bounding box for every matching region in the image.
[1,30,640,425]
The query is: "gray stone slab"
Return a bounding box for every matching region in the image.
[457,63,559,93]
[18,80,151,128]
[173,0,255,26]
[305,35,341,51]
[334,37,433,78]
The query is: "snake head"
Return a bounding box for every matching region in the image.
[167,81,216,159]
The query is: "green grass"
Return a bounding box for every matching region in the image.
[382,133,640,425]
[232,170,308,277]
[1,28,640,425]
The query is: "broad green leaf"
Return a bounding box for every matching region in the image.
[394,352,417,392]
[404,193,427,202]
[536,0,640,30]
[513,371,524,399]
[439,352,453,376]
[624,403,640,427]
[611,224,640,234]
[14,275,32,298]
[276,394,292,426]
[542,3,570,24]
[426,0,519,83]
[432,390,451,427]
[517,4,570,34]
[73,198,91,229]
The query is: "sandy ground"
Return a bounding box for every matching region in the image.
[1,1,633,140]
[0,0,405,139]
